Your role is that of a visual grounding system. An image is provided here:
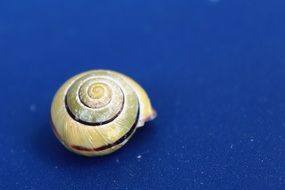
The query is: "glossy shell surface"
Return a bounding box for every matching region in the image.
[51,70,156,156]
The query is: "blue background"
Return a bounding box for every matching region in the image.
[1,0,285,189]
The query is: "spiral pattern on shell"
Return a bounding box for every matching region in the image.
[51,70,156,156]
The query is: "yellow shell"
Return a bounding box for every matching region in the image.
[51,70,156,156]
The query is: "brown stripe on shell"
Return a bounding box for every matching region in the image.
[71,108,140,152]
[64,90,125,126]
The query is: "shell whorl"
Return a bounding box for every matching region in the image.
[51,70,156,156]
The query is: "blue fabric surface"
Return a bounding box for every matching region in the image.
[1,0,285,189]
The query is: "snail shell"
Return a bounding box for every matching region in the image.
[51,70,156,156]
